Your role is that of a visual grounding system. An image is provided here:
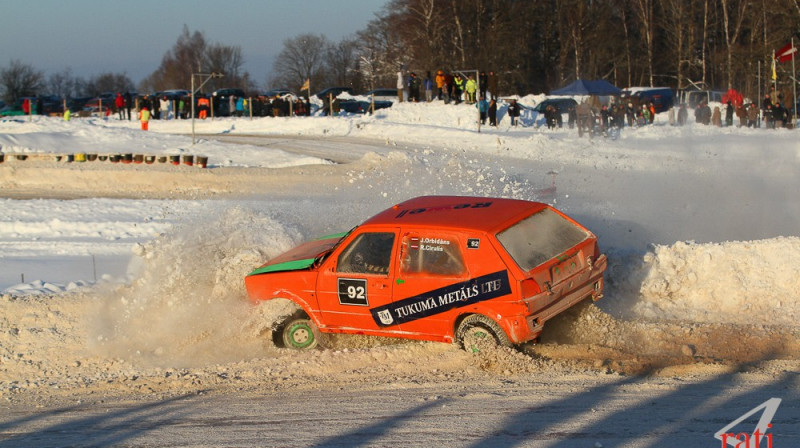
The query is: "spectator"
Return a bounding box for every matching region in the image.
[507,99,521,127]
[424,72,434,102]
[735,103,746,127]
[115,93,125,120]
[453,74,464,104]
[138,106,150,130]
[625,102,636,127]
[640,105,651,125]
[235,96,245,117]
[762,94,773,128]
[599,104,610,132]
[488,97,497,126]
[464,75,478,104]
[576,101,593,137]
[151,95,160,119]
[747,103,759,127]
[725,101,734,126]
[408,72,421,102]
[444,72,454,104]
[677,103,688,126]
[397,68,405,102]
[476,96,488,124]
[163,96,172,120]
[773,102,787,128]
[567,104,576,129]
[198,96,210,119]
[712,106,722,126]
[614,104,626,129]
[125,92,133,120]
[435,70,446,100]
[479,71,488,100]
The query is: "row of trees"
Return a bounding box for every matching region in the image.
[3,1,799,105]
[0,26,248,105]
[273,0,800,101]
[0,61,136,104]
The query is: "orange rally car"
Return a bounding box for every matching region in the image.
[245,196,607,351]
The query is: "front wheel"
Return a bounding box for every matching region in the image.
[274,312,322,350]
[456,314,511,353]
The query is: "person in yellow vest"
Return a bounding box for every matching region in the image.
[138,106,150,130]
[63,108,71,121]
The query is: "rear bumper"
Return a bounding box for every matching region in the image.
[509,255,607,344]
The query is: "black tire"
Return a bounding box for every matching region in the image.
[273,312,323,350]
[456,314,512,353]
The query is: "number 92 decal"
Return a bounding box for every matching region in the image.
[338,278,369,306]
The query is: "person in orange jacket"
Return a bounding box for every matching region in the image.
[138,106,150,130]
[435,70,446,100]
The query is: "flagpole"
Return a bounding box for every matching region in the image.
[793,38,797,127]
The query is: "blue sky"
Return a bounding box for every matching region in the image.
[1,0,388,87]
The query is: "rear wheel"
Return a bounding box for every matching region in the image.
[456,314,511,353]
[274,312,322,350]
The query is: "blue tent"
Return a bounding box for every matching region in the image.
[550,79,621,96]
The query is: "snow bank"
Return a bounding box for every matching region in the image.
[613,238,800,326]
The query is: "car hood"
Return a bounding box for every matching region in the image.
[246,232,347,276]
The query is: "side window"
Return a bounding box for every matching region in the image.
[400,235,466,277]
[337,232,395,275]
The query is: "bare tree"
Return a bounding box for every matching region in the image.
[720,0,751,90]
[270,34,330,93]
[661,0,690,89]
[325,37,362,90]
[85,72,134,96]
[0,60,45,103]
[632,0,655,86]
[47,68,78,99]
[140,26,214,93]
[206,43,246,91]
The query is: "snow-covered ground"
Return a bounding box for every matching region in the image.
[2,101,798,326]
[1,100,799,446]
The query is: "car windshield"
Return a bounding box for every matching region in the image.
[496,208,590,271]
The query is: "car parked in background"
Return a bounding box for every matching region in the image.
[263,88,294,98]
[156,89,190,100]
[338,99,393,115]
[245,195,606,351]
[364,88,397,102]
[533,98,577,114]
[621,87,674,113]
[315,87,354,100]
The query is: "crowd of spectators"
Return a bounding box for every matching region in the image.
[9,73,795,134]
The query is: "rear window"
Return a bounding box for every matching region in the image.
[496,208,590,271]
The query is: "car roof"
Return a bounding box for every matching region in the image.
[363,196,547,233]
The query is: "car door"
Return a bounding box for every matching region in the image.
[316,228,398,332]
[371,231,472,338]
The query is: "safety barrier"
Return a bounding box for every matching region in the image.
[0,152,209,168]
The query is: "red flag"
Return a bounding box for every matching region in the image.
[776,41,796,63]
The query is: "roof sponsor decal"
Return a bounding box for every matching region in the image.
[370,270,511,327]
[394,201,493,219]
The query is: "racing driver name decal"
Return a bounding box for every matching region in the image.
[370,270,511,327]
